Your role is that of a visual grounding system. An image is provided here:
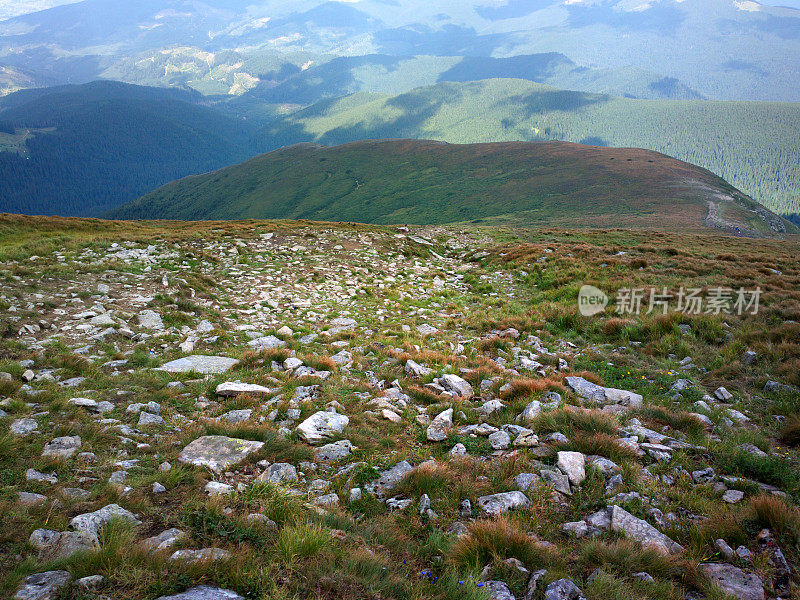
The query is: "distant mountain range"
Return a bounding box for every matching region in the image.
[1,1,799,225]
[108,138,795,238]
[0,0,799,102]
[1,80,798,220]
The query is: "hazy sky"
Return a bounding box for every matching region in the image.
[762,1,800,7]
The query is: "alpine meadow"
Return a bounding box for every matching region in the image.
[1,3,800,600]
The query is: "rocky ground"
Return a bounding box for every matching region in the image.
[1,216,799,600]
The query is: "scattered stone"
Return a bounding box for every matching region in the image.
[314,439,356,462]
[518,400,541,422]
[714,386,734,401]
[75,575,104,591]
[723,490,745,504]
[541,469,571,496]
[544,578,587,600]
[137,310,164,330]
[26,469,57,484]
[488,430,511,450]
[365,461,413,498]
[142,528,187,552]
[29,529,99,560]
[170,548,232,563]
[564,377,642,408]
[19,491,48,505]
[437,374,474,398]
[215,381,273,396]
[138,411,164,426]
[405,359,433,377]
[259,463,298,484]
[205,481,233,495]
[157,585,244,600]
[11,418,38,436]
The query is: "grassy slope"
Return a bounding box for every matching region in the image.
[110,139,795,238]
[258,79,800,216]
[1,214,800,600]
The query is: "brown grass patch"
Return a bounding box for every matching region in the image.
[499,376,565,401]
[747,494,800,540]
[449,516,552,570]
[780,415,800,447]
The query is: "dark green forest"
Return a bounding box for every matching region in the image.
[0,82,257,216]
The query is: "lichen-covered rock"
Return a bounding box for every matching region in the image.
[69,504,141,536]
[296,411,349,444]
[159,355,238,374]
[179,436,265,472]
[609,505,683,554]
[13,570,72,600]
[477,491,530,515]
[700,563,764,600]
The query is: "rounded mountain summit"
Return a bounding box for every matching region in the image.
[108,139,797,238]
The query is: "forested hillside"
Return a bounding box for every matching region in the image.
[261,80,800,216]
[0,82,258,216]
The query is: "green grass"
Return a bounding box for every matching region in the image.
[109,138,792,238]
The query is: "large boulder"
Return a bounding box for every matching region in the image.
[13,570,72,600]
[565,377,643,408]
[426,408,453,442]
[700,564,764,600]
[477,491,530,515]
[215,382,273,397]
[41,436,81,459]
[29,529,99,560]
[438,374,474,398]
[295,411,349,444]
[69,504,141,536]
[154,587,245,600]
[609,505,683,554]
[179,436,265,472]
[158,356,238,375]
[557,451,586,486]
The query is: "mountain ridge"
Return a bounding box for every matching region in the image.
[108,138,796,238]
